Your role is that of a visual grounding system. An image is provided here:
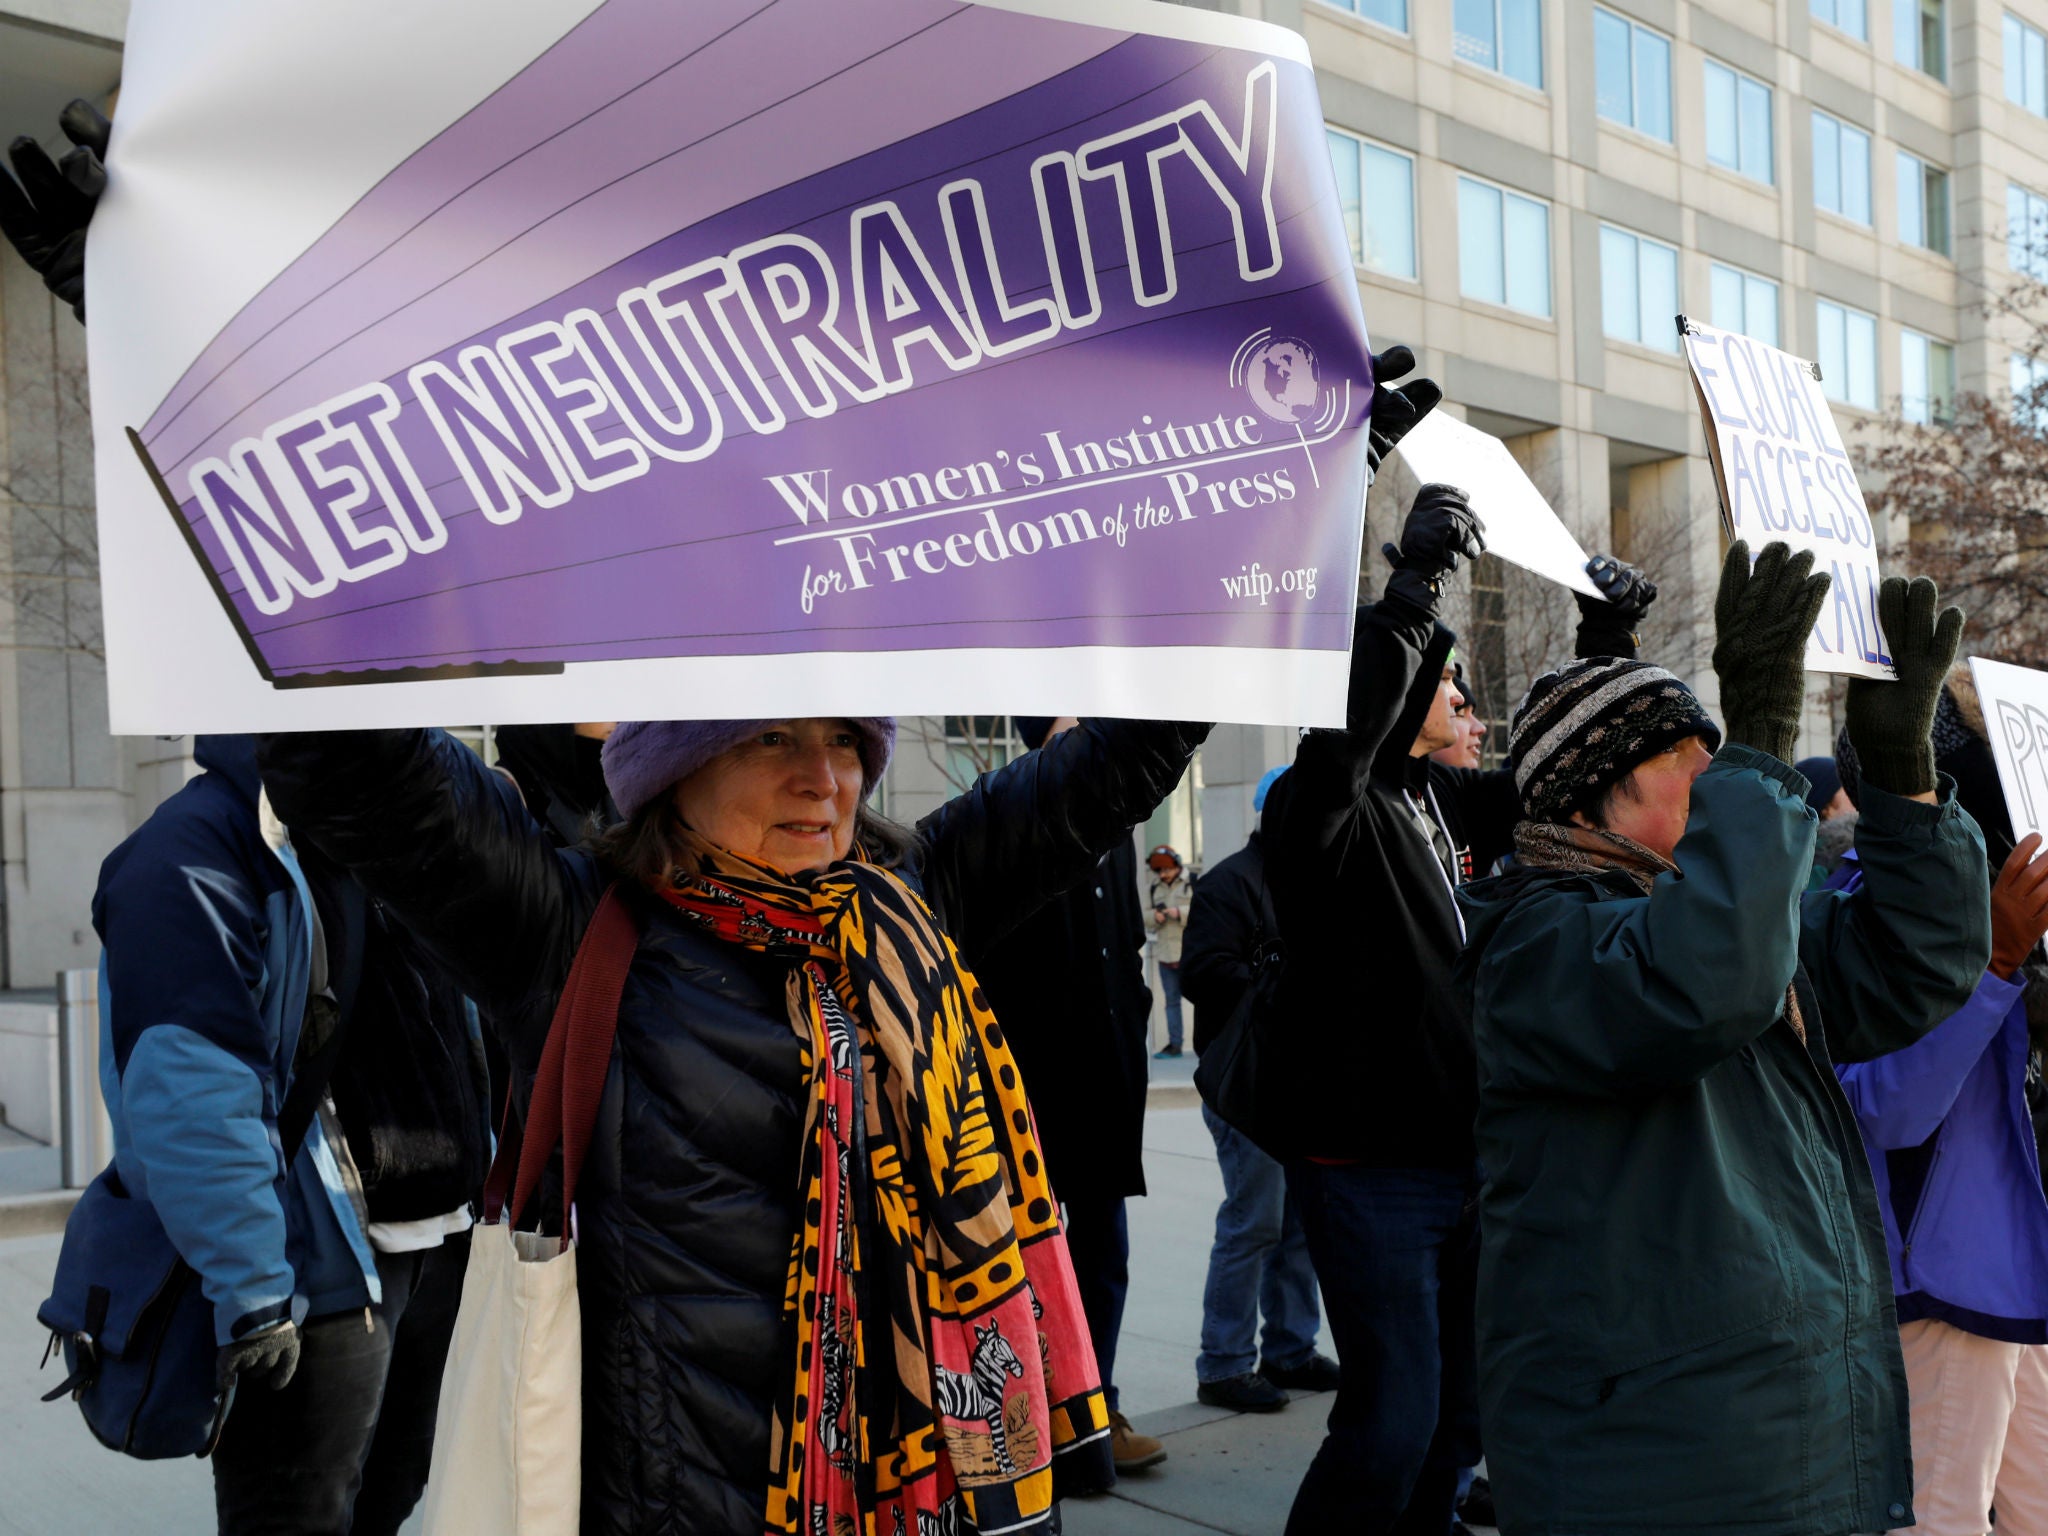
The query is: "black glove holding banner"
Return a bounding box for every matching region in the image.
[215,1319,300,1394]
[1364,344,1443,478]
[1845,575,1964,798]
[1574,554,1658,659]
[0,100,111,323]
[1382,482,1485,613]
[1711,540,1831,765]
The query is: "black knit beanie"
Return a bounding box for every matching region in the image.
[1510,658,1722,824]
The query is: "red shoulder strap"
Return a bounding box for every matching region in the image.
[481,884,640,1241]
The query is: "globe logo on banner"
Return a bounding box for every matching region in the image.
[1244,336,1322,424]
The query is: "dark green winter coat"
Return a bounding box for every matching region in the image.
[1456,746,1990,1536]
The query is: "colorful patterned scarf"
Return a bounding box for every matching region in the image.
[657,832,1114,1536]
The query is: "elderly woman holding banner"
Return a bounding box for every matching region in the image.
[261,717,1200,1534]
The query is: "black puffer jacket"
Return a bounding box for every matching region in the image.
[258,720,1208,1535]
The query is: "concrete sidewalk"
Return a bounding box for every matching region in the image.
[0,1103,1401,1536]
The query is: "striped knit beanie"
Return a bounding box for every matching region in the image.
[1509,658,1721,824]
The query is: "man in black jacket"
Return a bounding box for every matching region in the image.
[1182,769,1333,1415]
[1261,487,1658,1536]
[966,717,1165,1476]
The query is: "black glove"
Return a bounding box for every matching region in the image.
[1845,575,1964,798]
[1381,483,1484,613]
[1574,554,1659,660]
[1365,344,1443,478]
[1711,541,1831,765]
[0,100,110,323]
[216,1320,300,1394]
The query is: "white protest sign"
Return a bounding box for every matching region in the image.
[1970,657,2048,843]
[1678,316,1891,680]
[1393,410,1600,598]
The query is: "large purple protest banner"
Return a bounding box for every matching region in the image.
[90,0,1370,730]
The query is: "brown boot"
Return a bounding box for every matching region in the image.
[1109,1410,1167,1472]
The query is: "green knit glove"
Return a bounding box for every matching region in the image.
[1711,541,1831,764]
[1845,576,1964,797]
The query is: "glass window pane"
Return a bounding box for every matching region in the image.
[1848,313,1877,408]
[1639,240,1678,352]
[1896,0,1920,66]
[1901,331,1930,423]
[2011,183,2028,269]
[1706,63,1738,168]
[1601,227,1639,341]
[1360,0,1408,26]
[1739,79,1773,183]
[1504,193,1551,315]
[1814,113,1841,212]
[1636,29,1672,141]
[1711,263,1745,331]
[1454,0,1496,68]
[1846,0,1868,34]
[1819,302,1848,399]
[1898,152,1924,244]
[1596,10,1633,125]
[1844,125,1871,223]
[1327,130,1362,264]
[1747,275,1781,347]
[2010,14,2028,104]
[1460,177,1506,305]
[1362,143,1417,279]
[1502,0,1544,88]
[1927,167,1950,254]
[2029,26,2046,114]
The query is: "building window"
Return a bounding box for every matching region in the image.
[1705,60,1774,184]
[1896,0,1946,78]
[1813,0,1869,38]
[1595,9,1672,141]
[2014,352,2048,425]
[1315,0,1408,27]
[1327,128,1417,280]
[1817,300,1879,409]
[1897,152,1951,255]
[1813,111,1873,224]
[1899,331,1955,424]
[1600,226,1680,351]
[2008,12,2048,115]
[1455,0,1543,89]
[2011,183,2048,279]
[1458,175,1552,317]
[1710,262,1782,348]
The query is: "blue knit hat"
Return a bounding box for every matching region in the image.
[601,718,896,820]
[1253,765,1288,813]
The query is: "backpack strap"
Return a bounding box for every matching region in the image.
[482,884,641,1243]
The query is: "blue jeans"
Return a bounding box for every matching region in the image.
[1198,1105,1321,1383]
[1158,961,1183,1050]
[1282,1163,1480,1536]
[1062,1196,1128,1413]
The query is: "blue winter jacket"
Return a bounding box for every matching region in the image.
[90,735,379,1345]
[1835,856,2048,1342]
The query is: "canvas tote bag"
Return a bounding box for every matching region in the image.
[422,887,640,1535]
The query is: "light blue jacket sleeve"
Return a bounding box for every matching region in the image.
[1836,971,2025,1151]
[101,821,307,1345]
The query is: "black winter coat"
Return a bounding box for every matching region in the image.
[1179,832,1276,1055]
[257,720,1208,1536]
[974,835,1152,1205]
[1261,592,1477,1165]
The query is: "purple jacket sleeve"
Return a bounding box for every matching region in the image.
[1836,970,2026,1150]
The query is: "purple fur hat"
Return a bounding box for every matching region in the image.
[600,718,896,819]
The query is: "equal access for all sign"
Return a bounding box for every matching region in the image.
[1679,316,1893,681]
